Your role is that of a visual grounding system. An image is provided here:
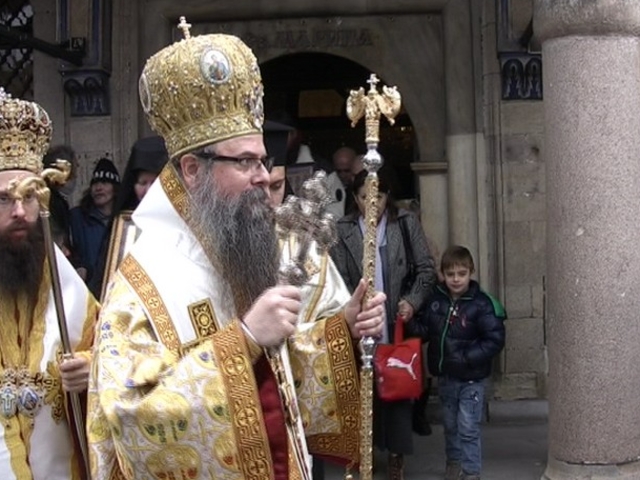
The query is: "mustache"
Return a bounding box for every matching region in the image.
[5,222,30,232]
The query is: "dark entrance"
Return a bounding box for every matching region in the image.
[261,52,418,200]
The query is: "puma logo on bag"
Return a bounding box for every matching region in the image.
[386,353,418,380]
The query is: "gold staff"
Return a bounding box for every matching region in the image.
[346,73,402,480]
[7,160,91,480]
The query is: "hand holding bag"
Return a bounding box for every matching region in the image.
[374,316,423,401]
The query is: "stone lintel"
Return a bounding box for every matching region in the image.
[534,0,640,42]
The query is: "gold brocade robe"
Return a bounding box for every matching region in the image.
[0,248,98,480]
[87,165,363,480]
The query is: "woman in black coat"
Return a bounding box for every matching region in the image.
[330,169,436,479]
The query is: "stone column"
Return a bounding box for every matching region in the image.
[535,1,640,478]
[413,162,449,257]
[443,0,479,261]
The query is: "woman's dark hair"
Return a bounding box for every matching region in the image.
[350,168,398,221]
[79,188,93,213]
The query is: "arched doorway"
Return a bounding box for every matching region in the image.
[261,52,418,200]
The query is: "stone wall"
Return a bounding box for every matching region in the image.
[483,0,548,399]
[29,0,550,399]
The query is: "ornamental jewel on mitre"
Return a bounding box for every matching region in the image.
[0,88,52,174]
[139,16,264,159]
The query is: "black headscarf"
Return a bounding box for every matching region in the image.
[113,136,168,215]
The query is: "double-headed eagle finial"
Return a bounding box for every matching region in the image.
[346,73,402,145]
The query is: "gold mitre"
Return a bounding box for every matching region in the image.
[139,16,264,159]
[0,88,52,174]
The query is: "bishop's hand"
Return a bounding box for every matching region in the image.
[242,285,301,347]
[59,355,90,393]
[344,279,386,339]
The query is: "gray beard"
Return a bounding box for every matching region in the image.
[190,173,278,316]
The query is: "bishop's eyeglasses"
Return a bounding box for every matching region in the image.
[196,152,275,173]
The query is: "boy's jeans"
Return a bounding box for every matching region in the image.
[438,376,485,475]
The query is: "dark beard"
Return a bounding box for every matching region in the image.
[0,220,46,299]
[190,174,278,317]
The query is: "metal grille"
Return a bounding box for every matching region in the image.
[0,0,33,99]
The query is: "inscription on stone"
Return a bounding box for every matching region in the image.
[242,28,374,51]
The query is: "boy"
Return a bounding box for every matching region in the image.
[410,245,506,480]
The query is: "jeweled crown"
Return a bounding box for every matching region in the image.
[0,89,52,174]
[139,17,264,159]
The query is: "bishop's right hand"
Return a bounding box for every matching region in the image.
[242,285,301,347]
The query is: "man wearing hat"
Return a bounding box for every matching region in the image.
[88,18,385,480]
[0,89,98,479]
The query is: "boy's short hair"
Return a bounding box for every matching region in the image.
[441,245,475,272]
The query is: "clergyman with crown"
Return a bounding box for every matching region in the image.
[0,89,99,479]
[87,17,386,480]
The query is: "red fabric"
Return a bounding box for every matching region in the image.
[373,317,423,401]
[255,355,289,480]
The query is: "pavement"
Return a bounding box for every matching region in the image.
[324,402,549,479]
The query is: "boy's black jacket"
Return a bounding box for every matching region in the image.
[407,280,506,381]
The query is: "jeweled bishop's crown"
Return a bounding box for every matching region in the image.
[139,16,264,159]
[0,88,52,174]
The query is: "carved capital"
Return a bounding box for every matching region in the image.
[62,69,110,116]
[500,54,543,101]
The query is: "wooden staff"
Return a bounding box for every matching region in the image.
[8,160,91,480]
[346,73,402,480]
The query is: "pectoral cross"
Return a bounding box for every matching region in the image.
[0,385,17,419]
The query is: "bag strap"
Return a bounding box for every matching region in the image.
[394,315,405,344]
[399,216,415,272]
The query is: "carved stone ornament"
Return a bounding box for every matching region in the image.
[62,69,111,116]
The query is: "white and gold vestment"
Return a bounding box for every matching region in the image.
[88,165,363,480]
[0,248,98,480]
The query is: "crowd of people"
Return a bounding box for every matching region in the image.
[0,18,505,480]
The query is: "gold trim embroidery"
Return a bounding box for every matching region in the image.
[307,313,360,464]
[159,164,191,223]
[288,437,303,480]
[211,322,274,480]
[119,255,181,353]
[187,299,218,339]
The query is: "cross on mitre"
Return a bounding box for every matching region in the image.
[178,16,192,40]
